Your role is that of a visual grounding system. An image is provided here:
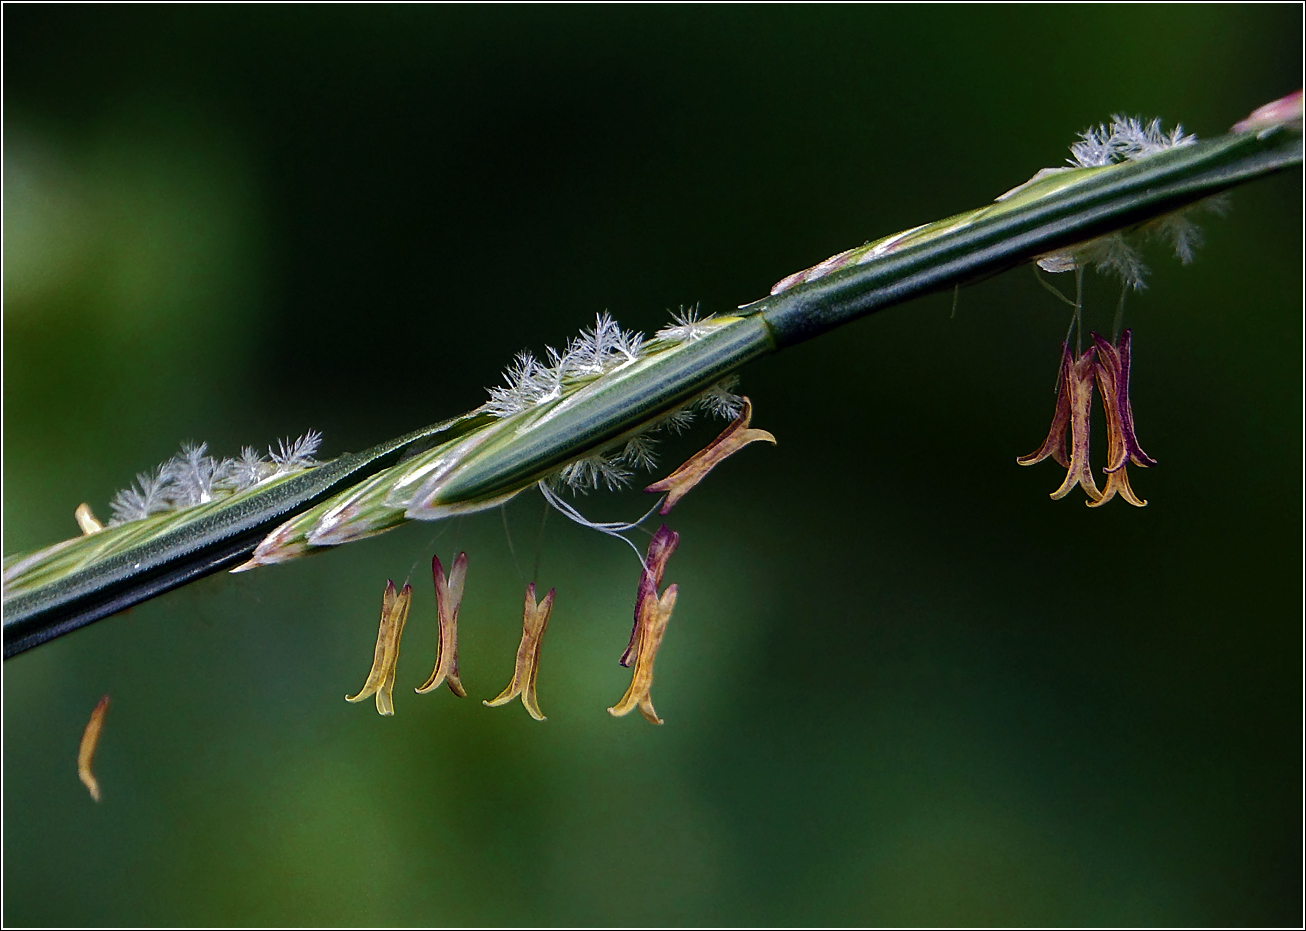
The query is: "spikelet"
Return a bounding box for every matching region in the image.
[481,313,748,494]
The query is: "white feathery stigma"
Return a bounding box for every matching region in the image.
[695,376,745,420]
[655,407,698,435]
[109,466,172,523]
[164,442,222,506]
[565,312,644,374]
[655,305,717,344]
[619,434,660,471]
[1039,113,1214,290]
[228,446,273,489]
[557,454,632,494]
[270,430,323,472]
[1067,114,1195,168]
[107,432,324,527]
[484,313,647,418]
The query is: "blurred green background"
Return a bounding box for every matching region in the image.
[4,6,1301,926]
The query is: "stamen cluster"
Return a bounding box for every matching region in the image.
[348,525,687,724]
[1019,331,1155,507]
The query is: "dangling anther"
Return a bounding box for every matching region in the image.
[416,553,468,697]
[483,583,554,721]
[645,397,775,514]
[346,580,413,715]
[609,525,681,725]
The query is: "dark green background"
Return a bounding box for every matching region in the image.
[4,6,1301,926]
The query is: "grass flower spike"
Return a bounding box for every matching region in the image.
[345,580,413,716]
[1034,115,1203,290]
[3,93,1299,657]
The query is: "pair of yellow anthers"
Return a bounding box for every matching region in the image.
[346,397,776,724]
[345,552,480,715]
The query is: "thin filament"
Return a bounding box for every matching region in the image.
[1112,285,1128,341]
[536,481,666,567]
[1033,265,1078,309]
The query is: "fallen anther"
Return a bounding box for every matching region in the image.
[483,582,554,721]
[346,580,412,715]
[645,396,775,514]
[416,553,468,697]
[78,694,111,802]
[75,503,104,535]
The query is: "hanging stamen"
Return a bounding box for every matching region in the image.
[346,580,413,715]
[416,553,468,698]
[1017,343,1073,469]
[1093,330,1156,471]
[1049,347,1102,502]
[609,585,678,726]
[483,583,555,721]
[645,396,776,514]
[1018,343,1103,503]
[1088,330,1155,508]
[620,524,679,667]
[609,524,681,725]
